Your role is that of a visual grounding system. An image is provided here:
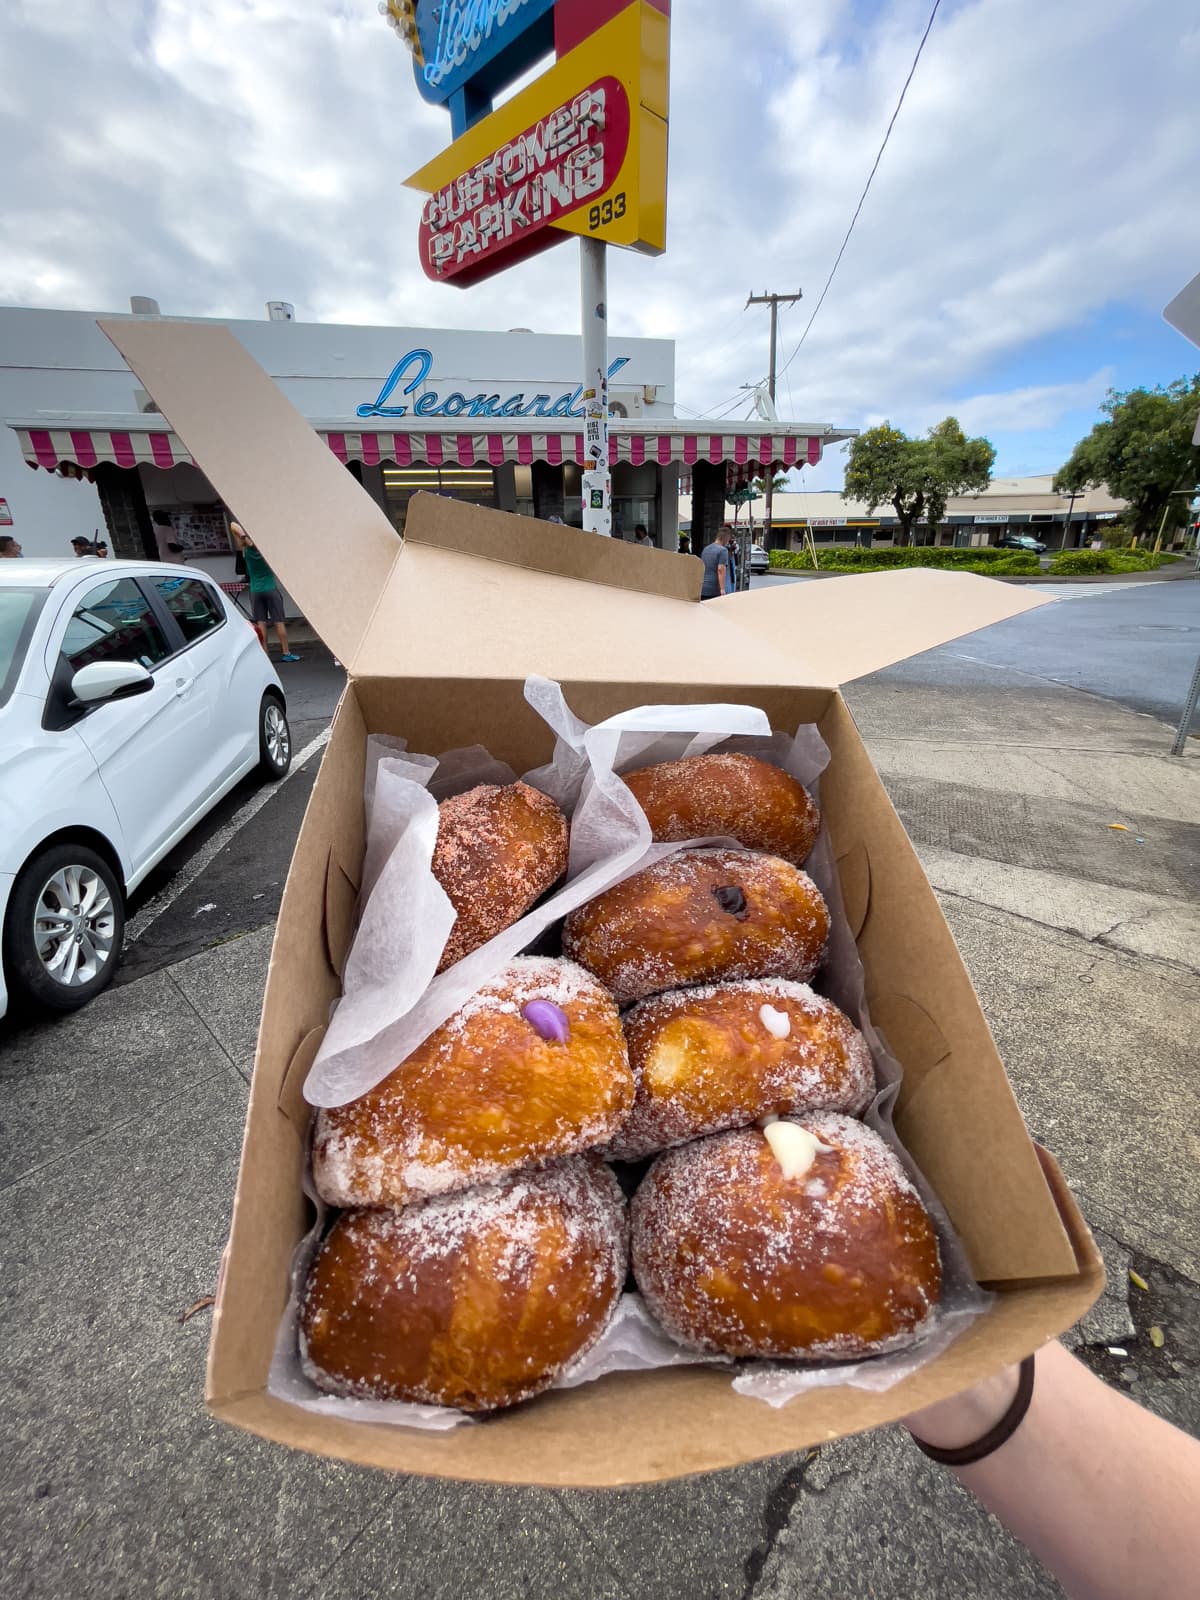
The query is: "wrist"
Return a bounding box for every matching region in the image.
[904,1363,1023,1452]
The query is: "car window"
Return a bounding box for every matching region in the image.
[60,578,171,673]
[0,588,46,707]
[150,575,225,644]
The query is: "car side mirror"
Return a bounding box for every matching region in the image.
[70,660,154,706]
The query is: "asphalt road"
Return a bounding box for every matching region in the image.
[754,570,1199,724]
[102,574,1198,985]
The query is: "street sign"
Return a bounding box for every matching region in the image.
[1164,269,1200,348]
[1163,270,1200,443]
[404,1,669,287]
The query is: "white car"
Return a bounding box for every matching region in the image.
[0,558,291,1018]
[750,543,770,574]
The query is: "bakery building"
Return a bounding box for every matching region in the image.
[682,479,1128,551]
[1,300,854,596]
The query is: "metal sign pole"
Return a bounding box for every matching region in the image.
[1170,652,1200,757]
[580,237,612,537]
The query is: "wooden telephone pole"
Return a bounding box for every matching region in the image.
[746,290,802,555]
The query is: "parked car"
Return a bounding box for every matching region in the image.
[0,559,291,1018]
[750,543,770,574]
[995,532,1047,554]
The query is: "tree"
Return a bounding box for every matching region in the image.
[753,471,789,496]
[843,418,995,546]
[1053,377,1200,539]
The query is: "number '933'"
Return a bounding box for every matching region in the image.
[588,193,627,230]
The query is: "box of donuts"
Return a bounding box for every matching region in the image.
[103,320,1102,1487]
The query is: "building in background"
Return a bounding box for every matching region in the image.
[680,476,1128,551]
[1,301,853,599]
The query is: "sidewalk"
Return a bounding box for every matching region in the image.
[1,671,1197,1600]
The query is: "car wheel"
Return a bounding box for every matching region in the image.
[259,693,292,780]
[3,842,125,1015]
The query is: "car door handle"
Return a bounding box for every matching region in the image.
[174,676,194,697]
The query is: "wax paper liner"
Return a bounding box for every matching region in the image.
[273,688,988,1428]
[303,678,774,1107]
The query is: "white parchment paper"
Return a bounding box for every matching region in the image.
[272,681,989,1428]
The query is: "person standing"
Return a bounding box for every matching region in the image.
[70,537,94,557]
[229,521,299,661]
[726,525,740,592]
[699,526,731,599]
[634,523,652,546]
[95,540,109,559]
[0,535,21,557]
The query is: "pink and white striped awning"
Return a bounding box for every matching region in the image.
[17,426,194,471]
[322,429,826,469]
[14,423,827,473]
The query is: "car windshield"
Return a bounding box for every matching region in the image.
[0,588,46,708]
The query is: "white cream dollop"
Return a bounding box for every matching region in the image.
[759,1003,792,1040]
[761,1119,828,1181]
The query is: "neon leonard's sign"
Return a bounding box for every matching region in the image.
[424,0,542,88]
[412,0,559,136]
[419,80,628,285]
[356,348,631,420]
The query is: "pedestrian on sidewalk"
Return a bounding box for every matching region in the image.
[699,526,731,599]
[70,536,94,557]
[229,521,299,661]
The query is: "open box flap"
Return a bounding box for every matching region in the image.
[716,566,1055,686]
[101,317,1051,689]
[98,318,400,668]
[351,493,818,685]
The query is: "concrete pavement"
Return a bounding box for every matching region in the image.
[2,654,1198,1597]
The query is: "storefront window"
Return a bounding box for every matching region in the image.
[382,466,498,532]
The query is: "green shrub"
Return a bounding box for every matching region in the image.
[1048,547,1162,575]
[767,546,1040,576]
[976,554,1041,575]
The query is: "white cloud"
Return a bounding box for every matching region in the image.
[879,367,1118,437]
[1,0,1198,471]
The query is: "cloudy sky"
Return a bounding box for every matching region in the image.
[3,0,1199,488]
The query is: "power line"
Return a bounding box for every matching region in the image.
[777,0,943,382]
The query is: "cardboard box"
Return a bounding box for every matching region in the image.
[103,320,1102,1487]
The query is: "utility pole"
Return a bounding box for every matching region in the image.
[746,289,802,561]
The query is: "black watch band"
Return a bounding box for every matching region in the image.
[910,1354,1036,1467]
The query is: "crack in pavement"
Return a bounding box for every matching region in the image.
[930,886,1200,975]
[739,1452,857,1599]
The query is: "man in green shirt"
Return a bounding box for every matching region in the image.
[229,522,299,661]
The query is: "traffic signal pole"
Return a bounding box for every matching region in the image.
[746,290,802,554]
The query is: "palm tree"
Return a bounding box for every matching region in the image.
[753,472,789,497]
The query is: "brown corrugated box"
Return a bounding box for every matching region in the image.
[102,319,1102,1487]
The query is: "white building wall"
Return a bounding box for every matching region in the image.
[1,306,676,555]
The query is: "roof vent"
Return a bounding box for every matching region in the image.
[129,296,160,316]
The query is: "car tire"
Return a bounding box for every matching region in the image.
[259,692,292,780]
[3,842,125,1015]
